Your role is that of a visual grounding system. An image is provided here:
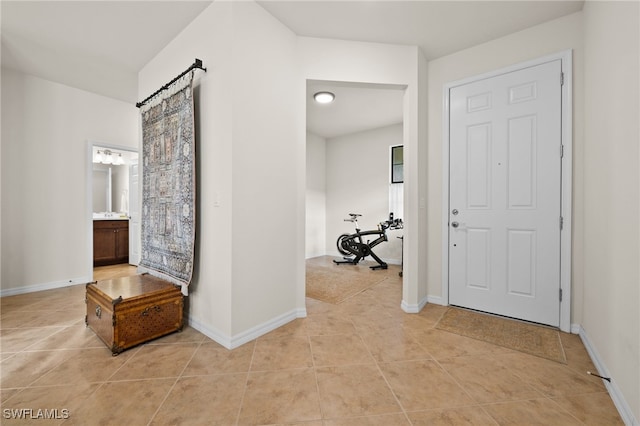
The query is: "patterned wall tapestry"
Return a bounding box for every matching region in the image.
[139,71,195,295]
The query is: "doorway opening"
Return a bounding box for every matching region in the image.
[86,141,139,279]
[305,79,406,292]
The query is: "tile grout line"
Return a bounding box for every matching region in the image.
[543,395,588,425]
[102,344,144,382]
[429,355,503,425]
[233,340,257,426]
[13,325,78,354]
[6,347,84,392]
[146,335,207,426]
[308,333,326,423]
[373,360,412,423]
[410,316,503,424]
[356,315,410,424]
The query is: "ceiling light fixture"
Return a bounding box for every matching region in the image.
[93,149,127,166]
[104,151,114,164]
[313,91,335,104]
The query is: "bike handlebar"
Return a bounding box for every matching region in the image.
[342,213,403,230]
[380,218,403,230]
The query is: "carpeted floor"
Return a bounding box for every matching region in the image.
[306,256,401,304]
[436,307,567,363]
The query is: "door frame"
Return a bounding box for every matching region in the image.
[85,140,140,279]
[441,50,573,332]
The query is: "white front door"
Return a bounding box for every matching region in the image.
[448,59,562,326]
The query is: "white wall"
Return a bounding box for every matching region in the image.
[325,124,403,264]
[139,1,235,340]
[427,12,584,317]
[0,69,138,295]
[583,1,639,423]
[138,1,302,346]
[306,131,326,259]
[229,2,301,337]
[299,37,429,312]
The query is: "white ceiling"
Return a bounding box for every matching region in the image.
[1,0,584,138]
[1,1,212,103]
[258,1,584,61]
[307,80,405,139]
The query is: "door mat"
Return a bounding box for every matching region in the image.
[305,256,396,304]
[436,307,567,364]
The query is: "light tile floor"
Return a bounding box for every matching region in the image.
[0,262,623,425]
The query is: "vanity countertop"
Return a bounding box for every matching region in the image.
[93,213,129,221]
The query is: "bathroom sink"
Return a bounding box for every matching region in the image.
[93,212,129,220]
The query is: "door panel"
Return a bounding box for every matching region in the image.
[506,229,536,296]
[507,115,536,208]
[466,123,492,209]
[448,59,562,326]
[466,227,491,289]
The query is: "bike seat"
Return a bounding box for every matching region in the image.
[345,213,362,222]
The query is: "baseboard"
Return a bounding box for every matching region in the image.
[0,276,91,298]
[305,252,326,260]
[570,323,581,334]
[188,307,307,350]
[402,295,445,311]
[230,308,306,349]
[577,325,639,426]
[426,295,445,306]
[401,295,429,313]
[187,317,232,349]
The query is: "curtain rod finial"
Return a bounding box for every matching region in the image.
[194,58,206,72]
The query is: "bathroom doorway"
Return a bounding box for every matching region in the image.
[87,141,140,277]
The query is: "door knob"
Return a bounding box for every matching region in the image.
[451,221,459,228]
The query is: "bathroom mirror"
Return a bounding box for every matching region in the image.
[92,163,129,213]
[92,146,137,216]
[92,167,111,213]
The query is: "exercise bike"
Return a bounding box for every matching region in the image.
[334,213,403,270]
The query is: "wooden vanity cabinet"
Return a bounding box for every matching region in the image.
[93,220,129,266]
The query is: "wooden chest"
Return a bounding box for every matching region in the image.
[86,274,184,355]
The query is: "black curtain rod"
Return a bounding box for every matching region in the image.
[136,58,207,108]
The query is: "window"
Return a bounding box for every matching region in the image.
[389,145,403,220]
[391,145,403,183]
